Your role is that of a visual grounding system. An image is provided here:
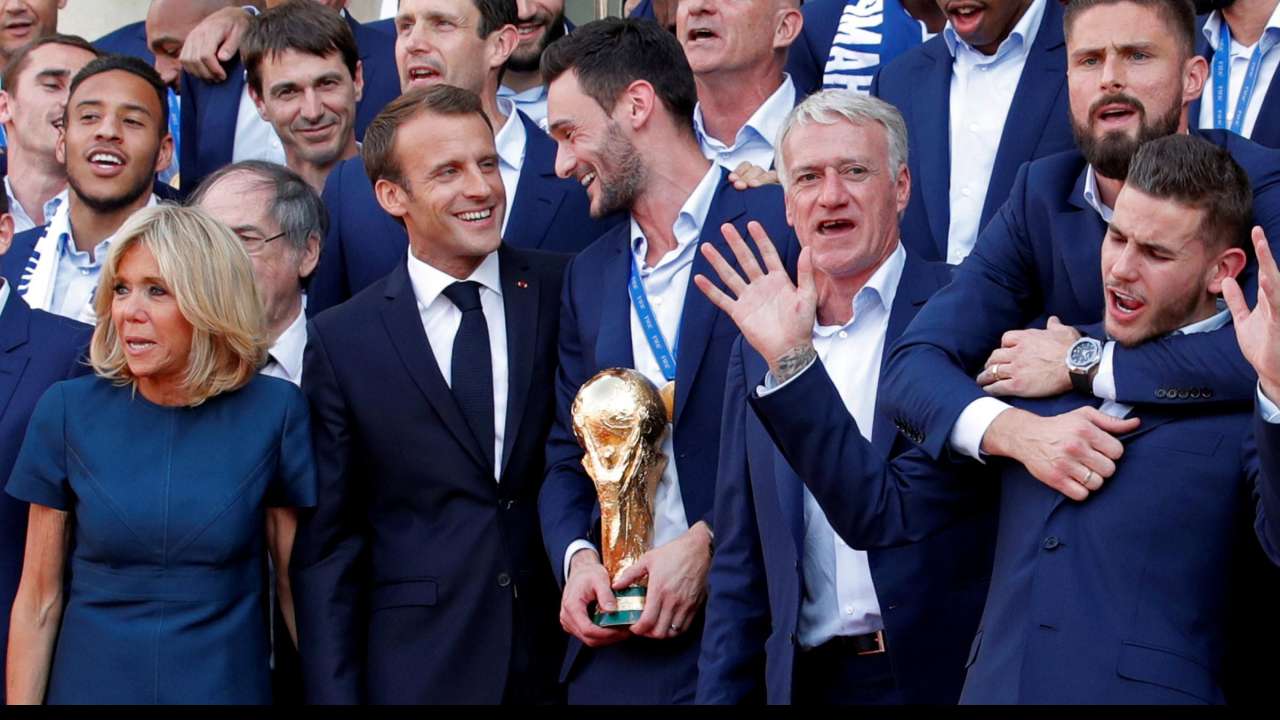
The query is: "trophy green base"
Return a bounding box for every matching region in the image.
[593,585,645,627]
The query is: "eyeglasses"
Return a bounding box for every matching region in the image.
[236,230,287,256]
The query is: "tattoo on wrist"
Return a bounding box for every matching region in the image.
[773,344,817,385]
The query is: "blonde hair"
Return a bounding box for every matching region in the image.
[89,205,269,406]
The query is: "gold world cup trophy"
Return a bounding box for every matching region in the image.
[571,368,670,626]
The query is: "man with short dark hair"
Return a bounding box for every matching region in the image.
[241,0,363,191]
[537,17,795,704]
[308,0,621,315]
[0,55,174,323]
[498,0,569,127]
[292,84,567,705]
[0,34,98,232]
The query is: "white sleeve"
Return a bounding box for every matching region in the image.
[948,397,1014,462]
[564,539,599,583]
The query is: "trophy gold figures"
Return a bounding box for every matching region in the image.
[571,368,670,626]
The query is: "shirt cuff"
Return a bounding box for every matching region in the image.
[1092,341,1117,401]
[755,355,819,397]
[1259,383,1280,424]
[948,396,1014,462]
[564,539,598,584]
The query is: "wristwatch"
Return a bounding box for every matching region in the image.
[1066,337,1103,395]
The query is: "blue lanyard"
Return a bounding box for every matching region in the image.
[1213,20,1268,135]
[628,256,677,382]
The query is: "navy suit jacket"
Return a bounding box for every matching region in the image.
[94,21,153,64]
[696,253,996,705]
[179,13,399,192]
[1189,30,1280,149]
[870,0,1074,262]
[883,132,1280,459]
[538,170,794,703]
[307,111,623,315]
[0,292,90,705]
[291,244,567,704]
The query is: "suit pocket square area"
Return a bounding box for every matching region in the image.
[371,579,439,610]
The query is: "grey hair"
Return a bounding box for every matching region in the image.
[189,160,328,255]
[774,90,910,190]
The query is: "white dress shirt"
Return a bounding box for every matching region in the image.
[4,178,66,234]
[498,83,549,131]
[261,302,308,387]
[232,75,287,166]
[1198,4,1280,140]
[46,195,160,323]
[758,244,906,648]
[943,0,1045,265]
[494,97,528,236]
[406,249,509,480]
[563,162,722,579]
[694,75,796,172]
[1260,384,1280,423]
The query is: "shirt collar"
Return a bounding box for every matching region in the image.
[268,301,308,382]
[1082,165,1114,222]
[494,97,528,173]
[944,0,1045,61]
[1204,4,1280,53]
[4,176,67,227]
[497,83,549,104]
[814,242,906,335]
[629,162,723,265]
[1176,307,1231,336]
[0,276,9,316]
[692,74,796,154]
[406,248,503,311]
[60,193,161,260]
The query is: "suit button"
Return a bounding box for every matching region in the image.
[1177,389,1189,399]
[1155,388,1167,399]
[501,499,516,510]
[1204,388,1214,399]
[1042,536,1061,551]
[497,572,512,587]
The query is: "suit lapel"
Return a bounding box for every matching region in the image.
[915,44,954,259]
[1060,168,1109,312]
[499,246,538,475]
[203,59,246,171]
[1252,66,1280,148]
[379,264,491,471]
[872,254,939,457]
[595,233,636,372]
[506,114,566,251]
[0,292,32,418]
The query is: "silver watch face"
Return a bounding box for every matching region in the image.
[1068,338,1102,369]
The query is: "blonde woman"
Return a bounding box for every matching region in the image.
[4,206,316,705]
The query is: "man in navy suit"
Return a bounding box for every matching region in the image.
[692,90,995,705]
[291,85,566,704]
[786,0,943,97]
[178,0,398,190]
[0,182,91,705]
[537,18,795,704]
[872,0,1075,264]
[308,0,622,315]
[1189,0,1280,148]
[751,132,1280,705]
[93,21,151,64]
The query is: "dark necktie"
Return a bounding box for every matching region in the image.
[442,281,494,469]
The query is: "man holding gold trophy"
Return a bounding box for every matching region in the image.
[537,17,796,705]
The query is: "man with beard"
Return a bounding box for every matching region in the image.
[1189,0,1280,148]
[241,1,361,192]
[307,0,622,315]
[871,0,1076,264]
[538,17,795,704]
[0,55,173,323]
[497,0,569,128]
[0,35,98,232]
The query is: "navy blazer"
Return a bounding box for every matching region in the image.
[291,244,567,704]
[307,111,623,315]
[1189,29,1280,149]
[870,0,1074,262]
[697,253,996,705]
[538,170,795,703]
[883,131,1280,459]
[0,292,90,705]
[178,13,399,192]
[94,21,153,63]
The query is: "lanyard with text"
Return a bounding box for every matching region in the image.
[628,255,678,383]
[1213,20,1268,134]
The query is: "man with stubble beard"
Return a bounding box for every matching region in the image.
[0,55,173,323]
[498,0,569,128]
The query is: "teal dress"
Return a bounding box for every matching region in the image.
[5,374,316,705]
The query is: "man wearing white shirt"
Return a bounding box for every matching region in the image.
[291,84,568,704]
[1194,0,1280,148]
[679,0,803,173]
[1,55,172,323]
[0,34,98,232]
[692,90,994,705]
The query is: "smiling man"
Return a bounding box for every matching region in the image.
[0,55,172,323]
[241,0,362,191]
[498,0,569,127]
[0,0,64,63]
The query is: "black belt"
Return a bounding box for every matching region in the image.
[806,630,886,656]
